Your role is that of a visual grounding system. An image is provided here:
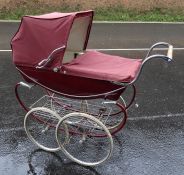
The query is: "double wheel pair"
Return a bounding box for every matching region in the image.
[25,107,115,166]
[17,83,135,166]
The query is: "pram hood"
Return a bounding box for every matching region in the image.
[11,10,93,68]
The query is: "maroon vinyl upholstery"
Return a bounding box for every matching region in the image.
[63,51,142,83]
[11,11,93,68]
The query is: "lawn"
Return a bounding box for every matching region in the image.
[0,0,184,21]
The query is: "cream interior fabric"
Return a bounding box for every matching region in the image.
[63,16,91,63]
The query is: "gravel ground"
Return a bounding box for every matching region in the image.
[0,0,184,11]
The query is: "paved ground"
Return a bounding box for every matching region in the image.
[0,22,184,175]
[1,22,184,50]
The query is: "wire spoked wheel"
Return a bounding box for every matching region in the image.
[56,112,113,166]
[77,99,127,133]
[95,101,126,132]
[24,107,68,152]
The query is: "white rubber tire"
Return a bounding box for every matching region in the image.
[24,107,68,152]
[56,112,113,166]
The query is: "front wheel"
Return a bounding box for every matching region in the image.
[56,112,113,166]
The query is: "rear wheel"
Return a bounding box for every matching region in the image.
[93,101,127,132]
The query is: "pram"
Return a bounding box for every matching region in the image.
[11,10,173,166]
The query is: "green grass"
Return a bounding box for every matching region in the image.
[95,7,184,21]
[1,5,184,22]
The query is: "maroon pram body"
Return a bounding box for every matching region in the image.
[11,10,142,100]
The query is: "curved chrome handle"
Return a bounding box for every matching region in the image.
[36,45,66,69]
[145,42,173,62]
[146,42,173,61]
[128,42,173,85]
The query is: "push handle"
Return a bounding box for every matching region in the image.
[127,42,174,85]
[167,45,173,61]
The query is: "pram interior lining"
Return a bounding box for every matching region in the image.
[63,16,91,63]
